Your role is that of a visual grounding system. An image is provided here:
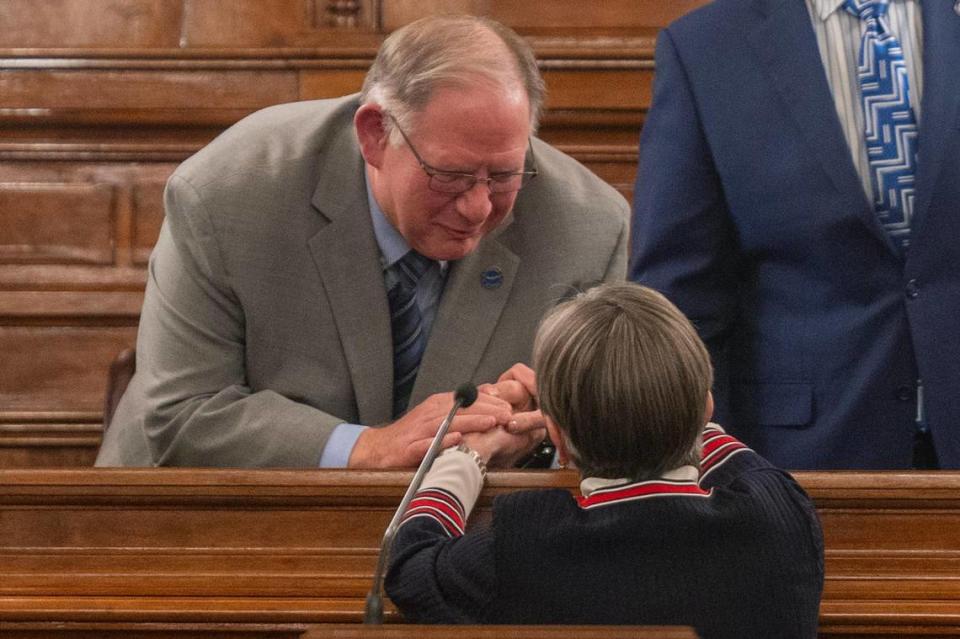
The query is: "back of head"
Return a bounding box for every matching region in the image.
[360,15,545,137]
[534,283,713,480]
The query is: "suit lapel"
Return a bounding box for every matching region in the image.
[308,129,394,426]
[410,236,519,405]
[748,0,893,251]
[911,0,960,235]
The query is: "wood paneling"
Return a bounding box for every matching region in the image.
[0,469,957,637]
[0,183,116,265]
[381,0,705,32]
[297,70,369,100]
[0,70,299,110]
[0,423,101,467]
[132,180,167,265]
[543,69,652,111]
[0,0,183,48]
[0,326,138,414]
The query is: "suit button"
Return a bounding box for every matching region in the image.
[896,385,913,401]
[905,279,920,299]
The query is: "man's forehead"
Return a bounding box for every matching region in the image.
[414,80,530,128]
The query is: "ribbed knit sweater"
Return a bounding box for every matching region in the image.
[385,425,824,638]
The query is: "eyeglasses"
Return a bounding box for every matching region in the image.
[386,113,538,195]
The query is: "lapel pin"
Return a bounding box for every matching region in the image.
[480,267,503,289]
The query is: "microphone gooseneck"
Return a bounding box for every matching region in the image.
[363,382,479,624]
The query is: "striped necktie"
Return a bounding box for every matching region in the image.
[844,0,919,253]
[388,250,435,418]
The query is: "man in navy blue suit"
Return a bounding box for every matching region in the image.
[630,0,960,469]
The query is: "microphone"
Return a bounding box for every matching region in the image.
[363,382,478,624]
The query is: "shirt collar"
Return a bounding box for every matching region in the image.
[810,0,911,20]
[365,168,448,273]
[365,171,411,271]
[808,0,846,21]
[579,465,700,498]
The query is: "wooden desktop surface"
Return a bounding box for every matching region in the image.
[0,622,698,639]
[1,469,959,637]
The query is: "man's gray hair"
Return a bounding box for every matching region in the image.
[360,15,545,142]
[533,283,714,480]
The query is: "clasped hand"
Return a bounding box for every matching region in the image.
[348,363,545,469]
[467,363,546,467]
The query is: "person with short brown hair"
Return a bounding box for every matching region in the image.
[386,283,824,638]
[534,283,713,480]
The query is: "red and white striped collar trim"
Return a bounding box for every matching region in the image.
[400,488,466,537]
[577,466,709,510]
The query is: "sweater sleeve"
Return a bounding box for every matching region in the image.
[699,422,825,616]
[384,447,497,623]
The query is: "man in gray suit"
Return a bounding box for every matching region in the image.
[96,15,629,469]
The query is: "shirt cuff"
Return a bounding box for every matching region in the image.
[419,447,486,518]
[318,422,367,468]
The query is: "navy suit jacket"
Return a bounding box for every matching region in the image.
[630,0,960,469]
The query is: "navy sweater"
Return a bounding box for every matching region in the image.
[386,426,824,638]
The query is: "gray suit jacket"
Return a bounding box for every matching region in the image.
[96,95,629,467]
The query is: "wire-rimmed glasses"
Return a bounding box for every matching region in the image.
[386,113,538,195]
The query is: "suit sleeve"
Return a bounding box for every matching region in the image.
[602,198,630,283]
[629,28,741,408]
[112,174,343,467]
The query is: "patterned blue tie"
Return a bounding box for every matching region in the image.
[388,250,435,418]
[844,0,919,253]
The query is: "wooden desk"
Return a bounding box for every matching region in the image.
[800,472,960,638]
[0,469,958,637]
[0,622,697,639]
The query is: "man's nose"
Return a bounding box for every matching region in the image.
[456,179,494,222]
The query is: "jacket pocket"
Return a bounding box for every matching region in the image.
[731,382,813,428]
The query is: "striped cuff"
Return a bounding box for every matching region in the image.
[398,447,486,538]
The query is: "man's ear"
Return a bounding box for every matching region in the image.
[354,104,388,169]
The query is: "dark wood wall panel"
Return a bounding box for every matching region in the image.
[131,180,167,265]
[0,325,139,467]
[381,0,705,32]
[542,69,652,111]
[0,183,116,265]
[297,70,369,100]
[0,0,709,467]
[0,0,184,48]
[0,161,177,288]
[0,326,139,416]
[1,70,300,110]
[485,0,706,30]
